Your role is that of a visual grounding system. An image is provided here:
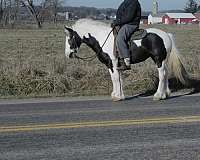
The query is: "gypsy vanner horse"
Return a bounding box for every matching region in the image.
[64,19,190,101]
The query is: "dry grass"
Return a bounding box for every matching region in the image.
[0,23,199,98]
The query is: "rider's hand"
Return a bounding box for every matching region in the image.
[111,20,117,28]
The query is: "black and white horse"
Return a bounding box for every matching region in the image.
[65,19,189,101]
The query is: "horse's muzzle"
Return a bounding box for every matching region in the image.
[69,52,76,58]
[69,51,77,58]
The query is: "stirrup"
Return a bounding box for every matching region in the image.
[117,58,131,71]
[117,63,131,71]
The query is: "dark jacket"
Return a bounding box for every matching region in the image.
[114,0,141,26]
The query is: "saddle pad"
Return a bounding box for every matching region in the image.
[130,29,147,41]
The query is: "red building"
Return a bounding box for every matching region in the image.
[194,13,200,22]
[162,13,196,24]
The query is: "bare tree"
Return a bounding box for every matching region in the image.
[0,0,8,25]
[52,0,61,23]
[40,0,62,23]
[0,0,4,22]
[0,0,18,27]
[20,0,42,28]
[185,0,198,13]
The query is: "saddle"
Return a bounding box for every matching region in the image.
[129,29,147,41]
[113,28,147,58]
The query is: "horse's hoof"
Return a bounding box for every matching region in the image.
[112,96,122,102]
[153,96,162,101]
[153,93,168,101]
[166,90,171,98]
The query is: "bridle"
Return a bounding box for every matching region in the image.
[68,33,96,61]
[69,28,114,62]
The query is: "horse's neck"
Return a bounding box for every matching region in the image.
[87,43,102,55]
[73,19,115,59]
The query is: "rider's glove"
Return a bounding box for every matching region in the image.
[111,20,118,28]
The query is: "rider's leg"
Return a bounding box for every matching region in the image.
[116,24,138,70]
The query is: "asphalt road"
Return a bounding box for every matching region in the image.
[0,94,200,160]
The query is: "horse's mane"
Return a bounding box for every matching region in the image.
[73,19,111,37]
[72,19,114,57]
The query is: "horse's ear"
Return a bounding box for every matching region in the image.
[65,26,74,34]
[88,33,92,38]
[82,36,86,43]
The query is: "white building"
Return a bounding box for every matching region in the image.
[57,12,71,20]
[148,14,164,24]
[148,0,163,24]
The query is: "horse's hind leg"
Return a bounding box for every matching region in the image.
[154,60,171,100]
[146,34,170,100]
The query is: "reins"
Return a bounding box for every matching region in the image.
[74,28,114,62]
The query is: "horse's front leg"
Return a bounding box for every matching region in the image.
[109,59,125,101]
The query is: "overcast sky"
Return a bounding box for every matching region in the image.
[65,0,195,11]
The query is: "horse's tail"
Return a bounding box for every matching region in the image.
[166,33,190,85]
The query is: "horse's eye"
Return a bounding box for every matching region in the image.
[68,39,72,45]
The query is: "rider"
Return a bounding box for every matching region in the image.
[111,0,141,71]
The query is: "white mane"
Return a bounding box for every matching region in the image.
[72,19,115,59]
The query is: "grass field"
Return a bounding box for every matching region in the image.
[0,23,199,98]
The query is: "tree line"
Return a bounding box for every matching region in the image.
[185,0,200,13]
[0,0,199,29]
[0,0,63,28]
[0,0,117,28]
